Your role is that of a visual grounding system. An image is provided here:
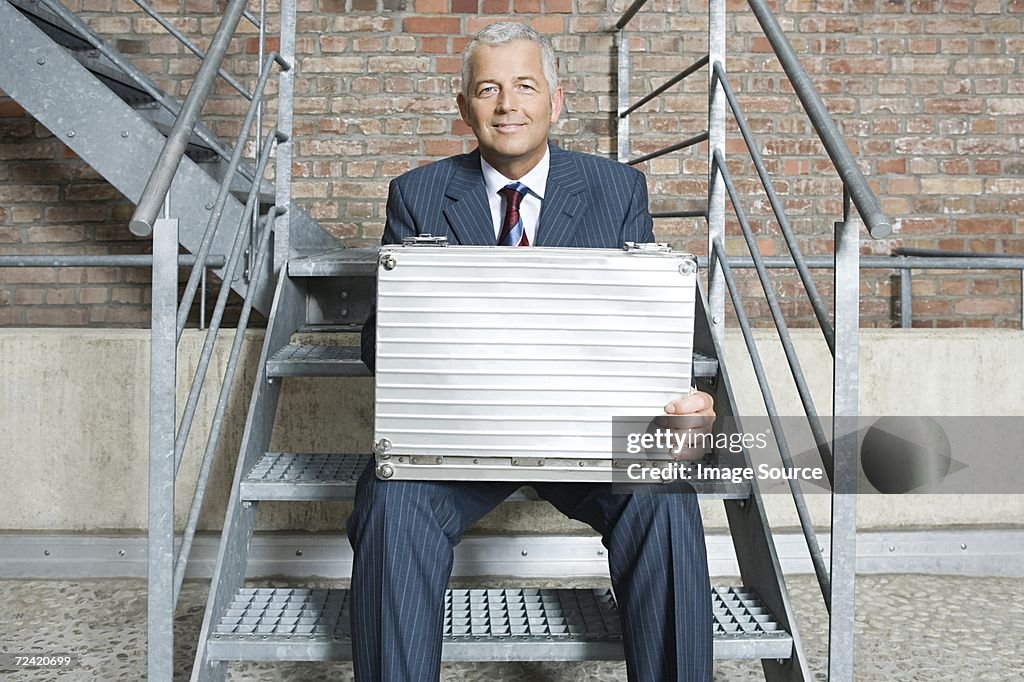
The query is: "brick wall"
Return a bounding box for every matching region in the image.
[1,0,1021,328]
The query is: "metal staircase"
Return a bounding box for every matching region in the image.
[189,249,808,680]
[0,0,893,679]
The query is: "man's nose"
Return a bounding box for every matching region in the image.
[495,89,517,113]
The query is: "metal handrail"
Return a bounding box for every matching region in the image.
[242,8,262,28]
[711,252,1024,330]
[33,0,251,185]
[894,247,1017,259]
[172,206,282,604]
[615,0,653,30]
[652,208,708,220]
[130,0,252,100]
[122,0,291,675]
[708,255,1024,271]
[890,250,1024,330]
[0,255,225,267]
[129,0,250,237]
[746,0,891,240]
[172,53,290,345]
[173,128,286,477]
[711,236,833,609]
[620,55,709,118]
[613,2,876,675]
[250,0,270,280]
[713,150,834,485]
[712,62,835,354]
[626,131,709,166]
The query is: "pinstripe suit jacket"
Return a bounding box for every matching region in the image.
[381,142,655,248]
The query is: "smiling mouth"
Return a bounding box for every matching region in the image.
[493,123,526,131]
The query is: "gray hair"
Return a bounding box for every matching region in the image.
[461,23,559,99]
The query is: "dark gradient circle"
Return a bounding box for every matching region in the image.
[860,416,951,494]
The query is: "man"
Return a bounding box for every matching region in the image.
[349,22,715,681]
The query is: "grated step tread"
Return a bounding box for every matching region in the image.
[241,453,366,501]
[266,344,370,378]
[240,453,750,501]
[207,585,792,662]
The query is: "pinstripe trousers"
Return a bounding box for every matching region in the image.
[346,461,713,681]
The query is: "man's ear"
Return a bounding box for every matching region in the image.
[456,92,469,124]
[549,86,564,124]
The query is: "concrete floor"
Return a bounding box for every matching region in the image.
[1,573,1021,681]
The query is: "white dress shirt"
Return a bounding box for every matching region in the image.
[480,148,550,245]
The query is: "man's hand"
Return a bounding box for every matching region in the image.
[658,390,716,461]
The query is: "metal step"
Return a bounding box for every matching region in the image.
[692,350,718,379]
[197,157,278,206]
[135,106,219,162]
[8,0,92,50]
[240,452,538,501]
[66,49,156,107]
[266,344,370,378]
[289,247,379,278]
[206,585,792,662]
[240,452,752,501]
[266,343,717,381]
[241,452,366,501]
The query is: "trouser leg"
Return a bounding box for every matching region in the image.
[346,461,518,682]
[534,482,712,682]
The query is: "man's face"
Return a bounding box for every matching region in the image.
[457,40,563,179]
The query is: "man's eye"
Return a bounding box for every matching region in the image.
[478,86,497,95]
[517,84,536,91]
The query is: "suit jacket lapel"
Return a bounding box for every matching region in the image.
[536,144,588,247]
[443,151,495,246]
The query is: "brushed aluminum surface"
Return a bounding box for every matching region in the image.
[374,246,698,481]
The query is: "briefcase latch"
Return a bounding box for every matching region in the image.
[623,242,672,253]
[402,234,449,247]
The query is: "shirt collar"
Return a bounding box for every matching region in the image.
[480,147,550,200]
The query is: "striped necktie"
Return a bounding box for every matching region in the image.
[498,182,530,247]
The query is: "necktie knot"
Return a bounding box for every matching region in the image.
[499,182,527,208]
[498,182,530,247]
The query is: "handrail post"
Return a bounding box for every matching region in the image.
[616,29,630,163]
[707,0,726,347]
[249,0,269,282]
[830,189,860,681]
[899,265,912,329]
[273,0,298,275]
[148,217,178,680]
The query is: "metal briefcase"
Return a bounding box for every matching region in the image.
[372,239,698,483]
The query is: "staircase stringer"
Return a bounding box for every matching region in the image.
[190,271,307,682]
[693,284,812,681]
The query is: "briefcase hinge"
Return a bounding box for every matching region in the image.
[402,234,449,247]
[512,458,545,467]
[623,242,672,253]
